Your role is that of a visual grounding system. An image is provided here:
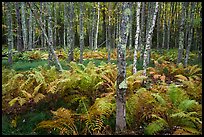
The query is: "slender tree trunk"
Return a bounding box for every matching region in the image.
[133,2,141,74]
[128,4,133,50]
[177,2,185,65]
[64,3,67,49]
[184,3,189,49]
[15,2,23,52]
[29,2,63,71]
[107,2,111,62]
[79,3,84,64]
[94,2,100,51]
[184,2,195,67]
[116,2,130,133]
[167,3,172,50]
[33,17,36,48]
[156,4,160,50]
[162,3,166,49]
[53,3,57,48]
[47,2,54,66]
[139,2,145,61]
[40,2,44,48]
[143,2,158,76]
[68,2,75,62]
[91,5,95,50]
[28,3,33,50]
[21,2,27,51]
[6,2,13,66]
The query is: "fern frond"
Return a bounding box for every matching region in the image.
[178,99,198,112]
[144,115,168,135]
[167,84,188,106]
[35,108,78,135]
[151,93,166,106]
[175,74,188,81]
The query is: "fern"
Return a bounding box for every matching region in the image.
[82,94,115,134]
[151,93,166,106]
[167,84,188,106]
[35,108,78,135]
[144,115,168,135]
[178,100,198,112]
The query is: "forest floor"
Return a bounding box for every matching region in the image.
[2,48,202,135]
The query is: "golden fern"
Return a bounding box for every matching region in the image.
[82,94,115,135]
[35,108,78,135]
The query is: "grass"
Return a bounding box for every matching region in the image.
[2,57,150,72]
[2,111,52,135]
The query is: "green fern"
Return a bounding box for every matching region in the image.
[178,100,198,112]
[167,84,188,106]
[144,115,168,135]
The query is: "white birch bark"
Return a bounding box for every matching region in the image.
[143,2,158,76]
[133,2,141,74]
[116,2,130,133]
[21,2,27,50]
[177,2,185,65]
[94,2,100,51]
[6,2,13,66]
[184,2,195,67]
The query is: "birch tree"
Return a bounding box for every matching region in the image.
[64,3,67,49]
[28,2,63,71]
[79,2,84,63]
[184,2,195,67]
[143,2,158,76]
[139,2,145,60]
[53,3,57,48]
[177,2,185,65]
[133,2,141,74]
[6,2,13,66]
[15,2,23,52]
[162,3,166,49]
[156,3,160,50]
[128,4,133,50]
[94,2,100,51]
[116,2,130,133]
[21,2,27,51]
[167,3,172,50]
[107,2,111,62]
[47,2,54,66]
[28,3,33,50]
[68,2,75,62]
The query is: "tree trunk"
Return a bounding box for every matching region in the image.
[177,2,185,65]
[40,2,44,48]
[107,2,111,62]
[68,2,75,62]
[139,2,145,61]
[79,3,84,64]
[184,2,195,67]
[53,3,57,48]
[28,3,33,50]
[162,3,166,49]
[47,2,54,66]
[143,2,158,76]
[128,4,133,50]
[6,2,13,66]
[21,2,27,51]
[15,2,23,52]
[156,3,160,50]
[116,2,130,133]
[94,2,100,51]
[28,2,63,71]
[133,2,141,74]
[64,3,67,49]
